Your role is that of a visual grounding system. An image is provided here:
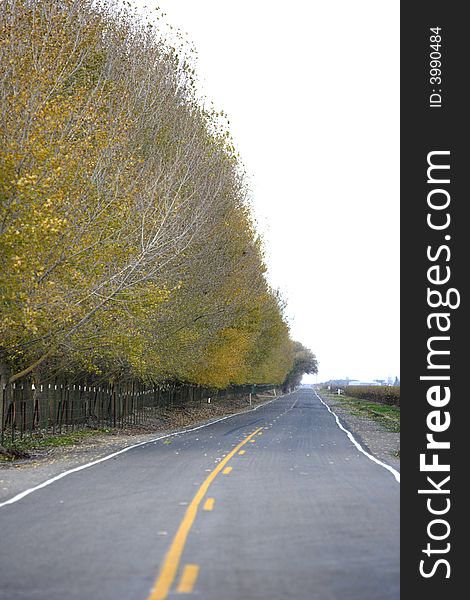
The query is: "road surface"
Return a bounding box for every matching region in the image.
[0,388,399,600]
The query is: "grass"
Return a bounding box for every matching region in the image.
[319,389,400,433]
[0,428,112,461]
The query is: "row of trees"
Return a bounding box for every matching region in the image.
[0,0,317,390]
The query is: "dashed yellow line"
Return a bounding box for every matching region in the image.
[176,564,199,593]
[222,466,232,475]
[147,427,263,600]
[203,498,215,511]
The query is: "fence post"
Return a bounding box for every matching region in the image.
[1,384,6,446]
[10,384,15,443]
[113,386,116,429]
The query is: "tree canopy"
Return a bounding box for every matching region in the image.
[282,342,318,390]
[0,0,315,390]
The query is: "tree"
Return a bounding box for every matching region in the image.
[282,342,318,391]
[0,0,297,391]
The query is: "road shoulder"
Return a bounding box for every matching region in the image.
[316,389,400,471]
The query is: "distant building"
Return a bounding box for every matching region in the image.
[325,377,398,388]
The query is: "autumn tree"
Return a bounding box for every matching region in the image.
[0,0,299,391]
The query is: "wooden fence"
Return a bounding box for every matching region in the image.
[0,380,274,445]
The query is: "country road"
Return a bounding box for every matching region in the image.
[0,389,399,600]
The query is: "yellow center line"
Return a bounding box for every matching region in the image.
[176,564,199,593]
[203,497,215,511]
[238,450,246,455]
[222,466,232,475]
[147,426,263,600]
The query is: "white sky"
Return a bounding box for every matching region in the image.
[134,0,400,383]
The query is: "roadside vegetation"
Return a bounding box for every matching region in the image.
[319,388,400,433]
[0,428,113,461]
[344,386,400,407]
[0,0,316,395]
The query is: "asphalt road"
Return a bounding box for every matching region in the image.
[0,389,399,600]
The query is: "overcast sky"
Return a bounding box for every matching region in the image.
[134,0,400,383]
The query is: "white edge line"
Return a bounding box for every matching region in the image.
[315,392,400,484]
[0,394,281,508]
